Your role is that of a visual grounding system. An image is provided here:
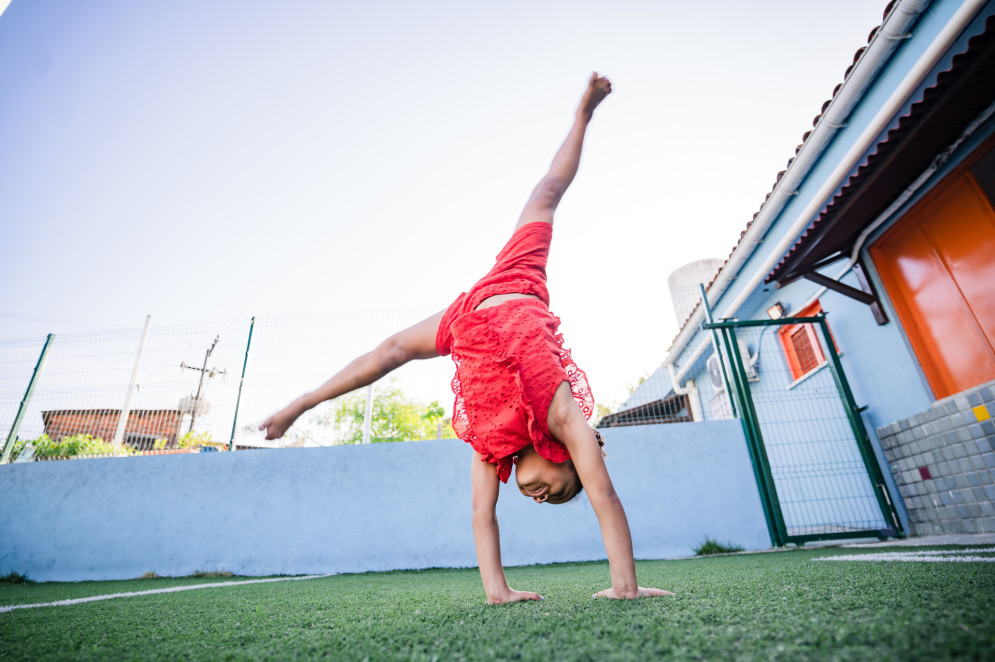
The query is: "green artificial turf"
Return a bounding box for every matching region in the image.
[1,546,993,661]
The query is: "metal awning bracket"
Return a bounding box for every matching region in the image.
[800,260,889,325]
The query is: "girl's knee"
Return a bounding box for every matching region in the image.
[529,176,566,209]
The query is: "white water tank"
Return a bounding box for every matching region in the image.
[667,259,724,326]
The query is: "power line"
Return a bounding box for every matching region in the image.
[0,311,116,329]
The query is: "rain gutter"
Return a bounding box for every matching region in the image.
[667,0,985,395]
[799,97,995,313]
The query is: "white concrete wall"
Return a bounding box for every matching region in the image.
[0,420,769,582]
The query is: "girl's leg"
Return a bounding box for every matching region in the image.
[258,309,444,440]
[515,73,612,230]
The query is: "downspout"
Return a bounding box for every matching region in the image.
[668,370,702,421]
[666,0,984,390]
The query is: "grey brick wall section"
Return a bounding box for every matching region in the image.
[876,379,995,535]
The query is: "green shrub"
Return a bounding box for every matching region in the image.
[24,433,138,459]
[694,537,745,556]
[176,431,225,451]
[0,571,33,584]
[187,571,235,578]
[9,431,225,461]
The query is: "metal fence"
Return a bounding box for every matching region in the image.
[2,308,682,462]
[0,309,456,460]
[595,360,693,428]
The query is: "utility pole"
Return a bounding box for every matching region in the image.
[181,335,226,434]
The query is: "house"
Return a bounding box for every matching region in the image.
[663,0,995,538]
[42,409,183,449]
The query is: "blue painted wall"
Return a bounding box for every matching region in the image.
[0,420,769,583]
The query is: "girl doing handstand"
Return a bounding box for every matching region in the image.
[260,73,672,603]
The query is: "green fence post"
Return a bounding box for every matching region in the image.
[2,334,54,464]
[229,317,256,451]
[817,315,904,537]
[699,285,737,417]
[725,325,788,546]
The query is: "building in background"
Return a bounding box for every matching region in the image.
[42,409,182,448]
[667,259,725,332]
[598,259,721,428]
[664,0,995,536]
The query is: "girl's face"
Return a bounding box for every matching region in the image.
[514,446,579,504]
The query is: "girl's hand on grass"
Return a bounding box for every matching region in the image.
[593,587,675,599]
[487,589,543,605]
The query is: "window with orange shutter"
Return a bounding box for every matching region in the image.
[778,301,838,381]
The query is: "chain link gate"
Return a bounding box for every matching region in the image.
[702,315,904,546]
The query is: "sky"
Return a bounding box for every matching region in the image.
[0,0,892,407]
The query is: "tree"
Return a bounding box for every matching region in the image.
[593,400,620,428]
[593,371,649,427]
[318,380,456,444]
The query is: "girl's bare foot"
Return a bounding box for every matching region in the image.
[579,72,612,118]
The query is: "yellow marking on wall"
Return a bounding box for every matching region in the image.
[972,404,991,422]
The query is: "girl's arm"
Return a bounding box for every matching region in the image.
[471,451,543,604]
[548,384,673,599]
[258,310,445,440]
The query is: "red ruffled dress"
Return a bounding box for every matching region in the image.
[435,222,594,482]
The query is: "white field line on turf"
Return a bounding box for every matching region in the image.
[0,574,334,613]
[815,547,995,563]
[832,547,995,556]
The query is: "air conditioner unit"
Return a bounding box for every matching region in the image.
[706,341,759,390]
[707,354,725,391]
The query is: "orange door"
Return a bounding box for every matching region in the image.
[870,169,995,399]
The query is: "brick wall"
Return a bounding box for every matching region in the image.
[876,379,995,535]
[41,409,183,446]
